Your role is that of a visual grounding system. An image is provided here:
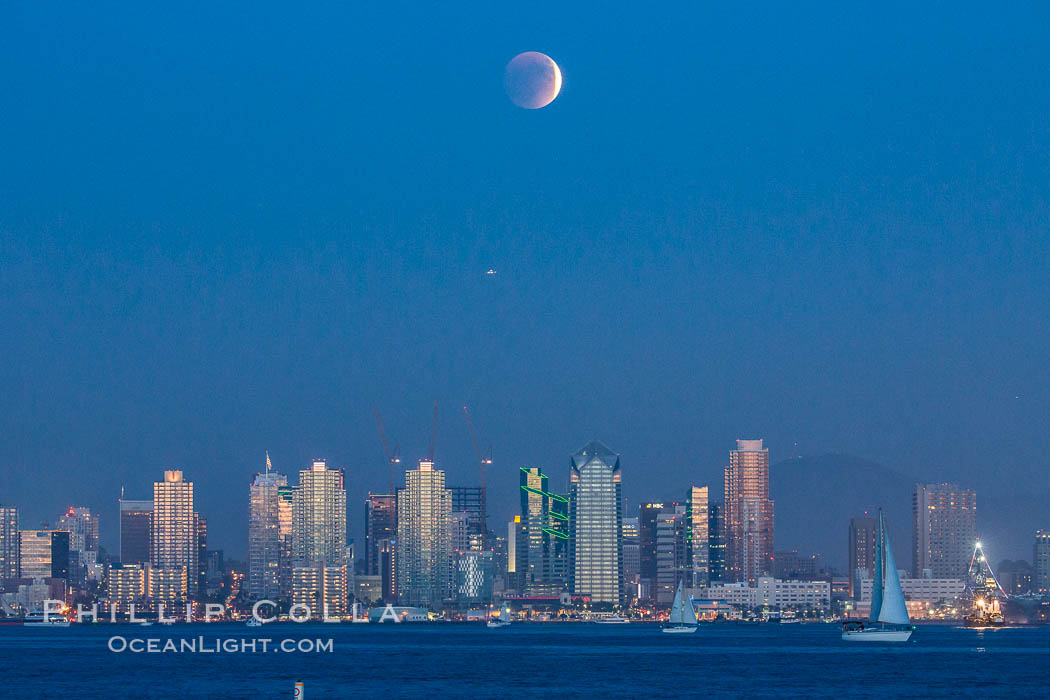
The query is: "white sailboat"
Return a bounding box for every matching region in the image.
[842,510,914,642]
[487,602,511,628]
[662,580,698,634]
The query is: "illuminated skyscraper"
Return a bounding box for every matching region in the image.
[396,459,453,607]
[687,486,710,587]
[0,506,19,579]
[292,460,347,567]
[569,441,623,606]
[365,493,397,601]
[119,499,152,565]
[450,486,487,550]
[248,470,287,599]
[912,483,977,579]
[19,530,70,579]
[517,466,569,595]
[621,516,640,601]
[724,439,774,584]
[848,515,877,597]
[152,470,197,596]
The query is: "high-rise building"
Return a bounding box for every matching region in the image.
[848,515,877,597]
[0,506,19,579]
[365,493,397,601]
[248,471,288,599]
[687,486,710,587]
[912,483,977,579]
[638,502,666,600]
[57,507,99,566]
[455,550,494,604]
[724,439,774,584]
[396,459,453,607]
[119,499,152,565]
[621,516,640,601]
[1035,530,1050,595]
[195,514,208,595]
[505,517,519,591]
[569,441,623,606]
[19,530,70,579]
[450,486,487,551]
[106,563,146,613]
[152,470,197,597]
[292,460,347,567]
[655,505,688,603]
[709,501,726,583]
[516,467,570,595]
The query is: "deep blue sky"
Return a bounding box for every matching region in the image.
[2,2,1048,564]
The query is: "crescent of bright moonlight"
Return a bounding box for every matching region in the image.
[504,52,562,109]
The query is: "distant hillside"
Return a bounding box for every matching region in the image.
[771,453,1048,570]
[771,453,916,570]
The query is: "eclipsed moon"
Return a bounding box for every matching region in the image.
[504,52,562,109]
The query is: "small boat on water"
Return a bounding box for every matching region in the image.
[662,581,698,634]
[487,602,512,628]
[841,510,914,642]
[23,611,70,628]
[245,618,264,628]
[138,621,154,627]
[595,614,630,624]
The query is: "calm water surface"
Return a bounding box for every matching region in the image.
[5,622,1048,698]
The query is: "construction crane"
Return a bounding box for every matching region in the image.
[462,405,492,540]
[373,405,401,494]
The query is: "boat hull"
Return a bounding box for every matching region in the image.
[486,621,511,628]
[841,628,912,642]
[661,625,697,634]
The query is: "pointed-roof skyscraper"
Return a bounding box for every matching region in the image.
[569,441,623,606]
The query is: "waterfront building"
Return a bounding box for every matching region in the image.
[152,470,197,597]
[703,577,830,610]
[19,530,70,579]
[292,460,347,567]
[119,499,152,565]
[396,459,453,607]
[996,560,1033,596]
[848,515,877,597]
[106,563,146,613]
[1035,530,1050,594]
[148,564,188,603]
[724,439,774,584]
[569,441,623,606]
[857,575,966,608]
[291,564,348,617]
[248,470,287,599]
[0,507,19,579]
[912,483,977,579]
[354,574,383,605]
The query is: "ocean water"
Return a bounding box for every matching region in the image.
[5,622,1049,698]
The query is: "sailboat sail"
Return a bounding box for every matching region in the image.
[684,591,697,625]
[669,582,684,625]
[499,603,510,622]
[869,513,884,621]
[876,521,910,625]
